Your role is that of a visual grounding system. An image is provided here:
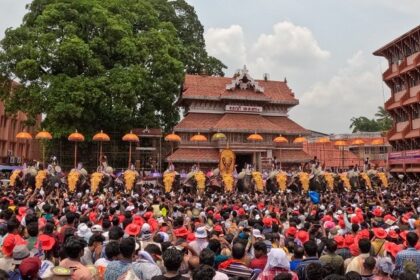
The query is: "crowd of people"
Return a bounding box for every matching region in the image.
[0,164,418,280]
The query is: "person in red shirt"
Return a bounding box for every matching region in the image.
[249,241,268,270]
[58,212,77,244]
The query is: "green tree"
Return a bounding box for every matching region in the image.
[375,106,392,131]
[148,0,226,76]
[349,107,392,133]
[0,0,224,138]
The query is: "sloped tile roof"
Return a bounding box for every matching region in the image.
[213,114,281,133]
[167,148,219,163]
[174,113,223,132]
[275,149,312,163]
[182,75,298,104]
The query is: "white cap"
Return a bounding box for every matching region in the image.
[91,225,103,233]
[141,223,151,232]
[253,229,264,239]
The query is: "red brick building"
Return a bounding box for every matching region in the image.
[0,81,40,165]
[374,25,420,175]
[167,67,311,171]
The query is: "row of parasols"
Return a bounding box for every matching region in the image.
[15,130,140,168]
[16,129,385,168]
[164,132,385,146]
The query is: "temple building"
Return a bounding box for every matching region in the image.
[167,67,311,171]
[374,25,420,175]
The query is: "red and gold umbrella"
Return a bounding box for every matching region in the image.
[93,130,110,167]
[35,129,53,166]
[68,130,85,168]
[122,131,139,169]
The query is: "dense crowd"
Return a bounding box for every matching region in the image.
[0,173,418,280]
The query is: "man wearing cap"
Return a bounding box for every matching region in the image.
[7,245,32,278]
[189,226,208,256]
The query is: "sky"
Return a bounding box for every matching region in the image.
[1,0,419,133]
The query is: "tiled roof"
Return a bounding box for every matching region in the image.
[389,132,403,141]
[213,114,281,133]
[174,113,223,132]
[167,148,219,163]
[405,129,420,139]
[275,149,312,163]
[265,116,309,135]
[182,75,298,105]
[174,113,308,135]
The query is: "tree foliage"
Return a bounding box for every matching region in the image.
[0,0,225,137]
[349,106,393,133]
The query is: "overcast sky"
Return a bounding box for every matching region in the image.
[1,1,419,133]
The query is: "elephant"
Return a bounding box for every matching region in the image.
[236,174,253,193]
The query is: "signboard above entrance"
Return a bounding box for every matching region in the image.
[225,105,263,113]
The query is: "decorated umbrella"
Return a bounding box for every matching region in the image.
[165,132,181,154]
[122,130,140,169]
[293,136,307,144]
[93,130,111,167]
[247,132,263,170]
[334,140,347,170]
[16,131,33,165]
[371,138,384,145]
[316,137,330,164]
[212,132,228,148]
[273,136,288,168]
[35,129,52,167]
[68,130,85,169]
[351,139,365,168]
[190,132,208,168]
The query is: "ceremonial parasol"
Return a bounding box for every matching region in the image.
[165,132,181,154]
[35,129,52,167]
[351,139,365,145]
[334,140,347,169]
[16,131,33,165]
[316,137,330,164]
[68,130,85,168]
[247,132,263,169]
[273,135,288,169]
[293,136,307,144]
[93,130,110,167]
[371,138,384,145]
[190,132,208,168]
[212,132,228,148]
[122,131,139,169]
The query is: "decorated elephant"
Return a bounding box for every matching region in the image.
[9,169,24,189]
[182,170,207,194]
[236,171,253,193]
[66,168,89,194]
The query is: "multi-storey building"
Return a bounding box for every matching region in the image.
[374,25,420,175]
[0,80,40,165]
[167,67,311,171]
